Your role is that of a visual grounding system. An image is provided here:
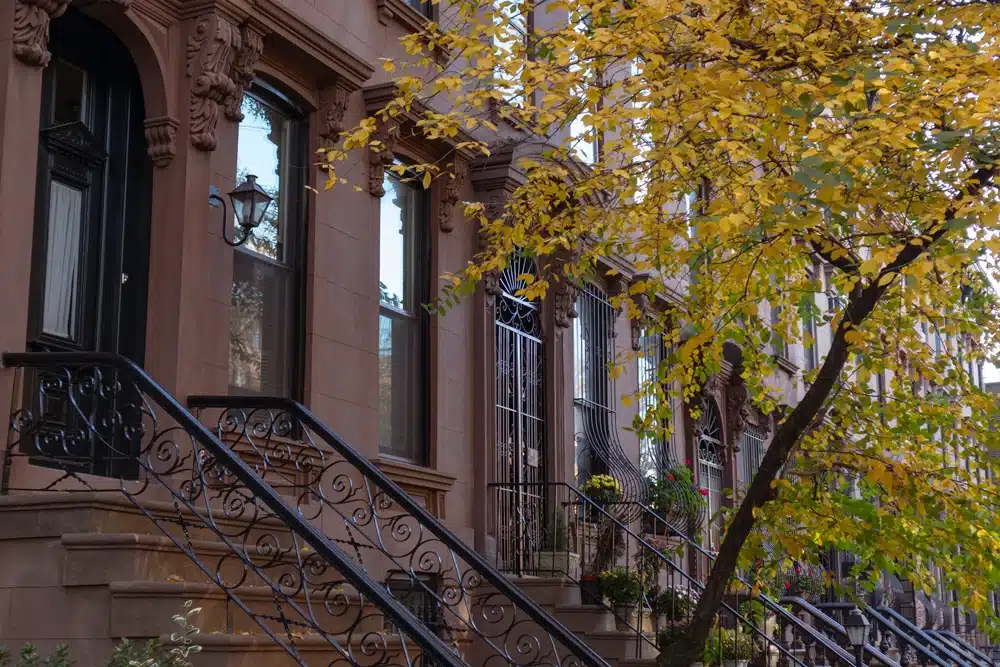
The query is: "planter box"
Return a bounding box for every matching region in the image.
[534,551,580,579]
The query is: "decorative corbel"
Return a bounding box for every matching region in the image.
[439,160,468,233]
[626,272,654,351]
[143,116,180,168]
[726,377,751,451]
[552,245,582,329]
[478,195,507,307]
[186,13,240,151]
[13,0,70,67]
[368,119,400,197]
[224,23,265,122]
[318,82,350,152]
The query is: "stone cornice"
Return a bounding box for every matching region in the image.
[376,0,433,34]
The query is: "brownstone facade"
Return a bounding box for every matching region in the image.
[0,0,798,659]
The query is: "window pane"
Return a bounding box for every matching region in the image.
[379,310,422,460]
[229,92,300,398]
[52,59,87,126]
[235,95,289,262]
[378,169,426,462]
[379,173,418,312]
[42,181,84,338]
[230,253,292,396]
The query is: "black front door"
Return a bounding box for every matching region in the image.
[23,8,152,478]
[27,7,151,363]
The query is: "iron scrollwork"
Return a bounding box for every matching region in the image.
[2,353,467,667]
[188,396,608,667]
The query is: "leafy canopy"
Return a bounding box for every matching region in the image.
[325,0,1000,635]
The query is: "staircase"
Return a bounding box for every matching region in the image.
[0,352,607,667]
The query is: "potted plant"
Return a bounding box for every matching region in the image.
[582,513,626,603]
[535,511,581,579]
[643,463,706,538]
[581,474,622,509]
[716,628,758,667]
[780,564,826,602]
[657,623,711,667]
[656,586,697,632]
[599,568,643,631]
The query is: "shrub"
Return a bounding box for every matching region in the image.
[656,586,697,621]
[0,601,202,667]
[598,568,643,606]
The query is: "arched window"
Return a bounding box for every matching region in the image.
[493,254,545,574]
[696,396,724,550]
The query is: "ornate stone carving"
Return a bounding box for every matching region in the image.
[318,83,350,151]
[224,24,265,122]
[551,245,582,329]
[630,291,652,352]
[13,0,69,67]
[439,160,468,233]
[143,116,180,168]
[726,378,751,450]
[187,14,239,151]
[368,120,400,197]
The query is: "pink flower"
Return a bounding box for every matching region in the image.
[685,459,692,466]
[785,581,791,590]
[667,474,675,481]
[699,488,709,497]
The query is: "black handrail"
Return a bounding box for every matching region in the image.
[875,606,973,667]
[782,597,900,667]
[939,629,992,664]
[929,630,992,667]
[631,499,861,665]
[186,395,610,667]
[863,606,953,667]
[1,352,466,667]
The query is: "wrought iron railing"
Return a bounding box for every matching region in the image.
[873,606,974,667]
[784,597,900,667]
[863,606,956,667]
[927,630,992,667]
[0,352,466,667]
[489,481,840,666]
[187,396,609,667]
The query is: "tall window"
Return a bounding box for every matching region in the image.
[379,165,430,463]
[229,89,306,397]
[803,312,818,371]
[740,424,765,486]
[573,284,616,483]
[493,1,530,106]
[406,0,432,17]
[770,304,788,359]
[637,329,670,480]
[696,397,725,551]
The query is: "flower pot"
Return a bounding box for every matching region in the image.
[535,551,581,580]
[612,604,638,632]
[722,660,749,667]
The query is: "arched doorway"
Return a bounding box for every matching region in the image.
[493,254,545,574]
[27,7,152,364]
[23,8,153,478]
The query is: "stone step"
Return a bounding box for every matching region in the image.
[108,580,383,639]
[547,604,616,633]
[504,576,581,606]
[577,630,660,661]
[170,632,439,667]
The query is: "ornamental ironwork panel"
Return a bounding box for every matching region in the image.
[572,284,644,517]
[696,396,725,551]
[1,353,466,667]
[494,255,546,576]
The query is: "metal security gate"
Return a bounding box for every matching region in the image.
[697,397,725,551]
[494,256,545,574]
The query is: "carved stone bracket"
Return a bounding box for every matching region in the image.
[439,160,468,233]
[551,245,582,329]
[225,24,265,122]
[187,13,240,151]
[318,82,350,153]
[630,292,652,352]
[726,374,770,449]
[368,119,400,197]
[13,0,70,68]
[478,195,506,306]
[143,116,180,167]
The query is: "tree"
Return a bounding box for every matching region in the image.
[323,0,1000,662]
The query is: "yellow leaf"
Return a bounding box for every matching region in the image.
[422,171,432,189]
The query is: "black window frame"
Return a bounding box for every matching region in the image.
[377,160,432,466]
[228,79,309,402]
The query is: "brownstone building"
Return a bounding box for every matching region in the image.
[0,1,982,665]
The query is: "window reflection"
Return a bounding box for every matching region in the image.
[378,170,427,463]
[229,93,299,397]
